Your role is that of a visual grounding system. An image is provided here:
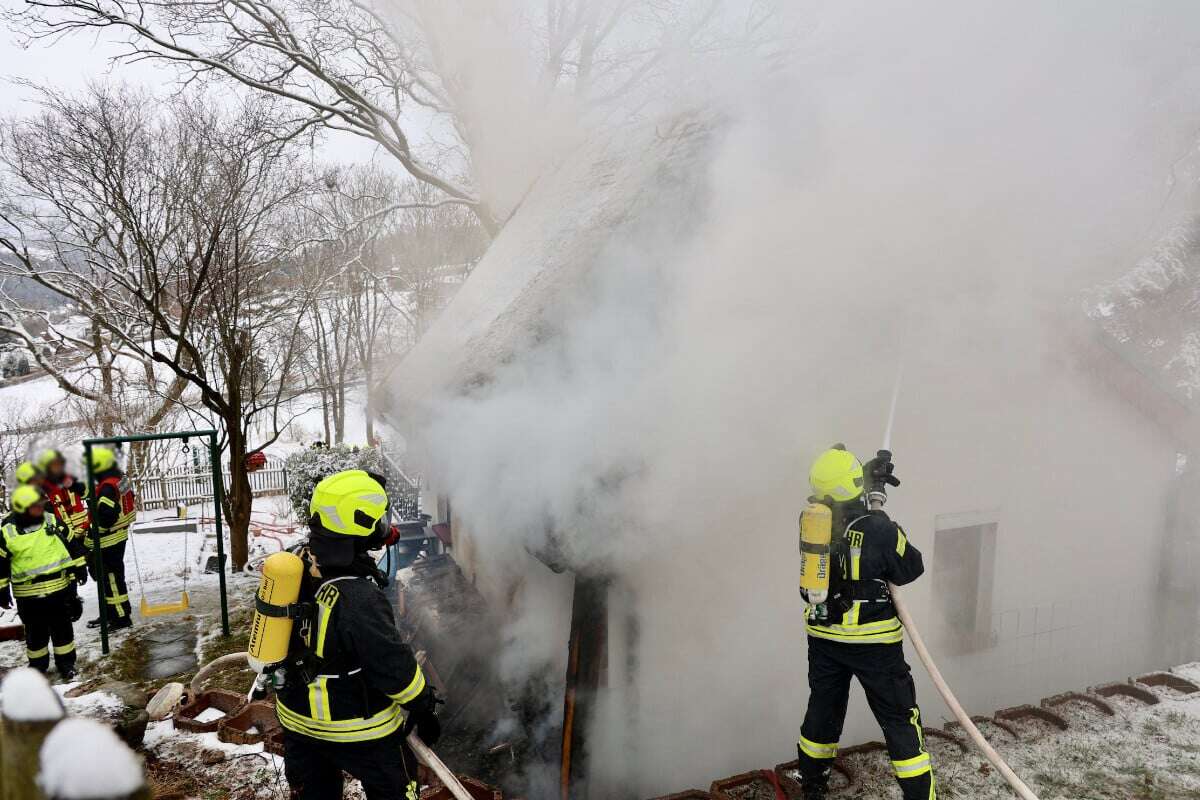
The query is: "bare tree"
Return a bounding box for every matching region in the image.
[0,275,187,436]
[10,0,789,233]
[292,164,484,444]
[0,84,319,569]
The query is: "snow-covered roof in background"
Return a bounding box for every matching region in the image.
[1088,215,1200,403]
[385,111,719,419]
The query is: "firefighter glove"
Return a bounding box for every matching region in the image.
[0,585,10,609]
[74,567,88,586]
[67,593,83,622]
[403,685,443,746]
[865,450,900,490]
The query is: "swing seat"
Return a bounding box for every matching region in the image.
[139,591,191,617]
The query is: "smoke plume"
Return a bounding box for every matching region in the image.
[389,2,1200,795]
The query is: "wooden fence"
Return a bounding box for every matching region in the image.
[131,457,288,510]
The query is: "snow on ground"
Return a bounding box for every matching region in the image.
[776,664,1200,799]
[39,718,145,799]
[0,507,288,674]
[0,667,65,719]
[141,721,297,799]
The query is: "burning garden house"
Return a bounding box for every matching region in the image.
[382,102,1200,798]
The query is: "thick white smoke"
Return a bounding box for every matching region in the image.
[390,1,1200,795]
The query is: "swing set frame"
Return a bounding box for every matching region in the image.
[83,429,231,655]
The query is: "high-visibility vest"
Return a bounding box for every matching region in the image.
[41,476,90,542]
[93,474,136,549]
[0,514,83,598]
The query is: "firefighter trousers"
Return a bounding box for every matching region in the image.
[797,636,935,800]
[16,588,77,674]
[283,729,419,800]
[88,540,131,622]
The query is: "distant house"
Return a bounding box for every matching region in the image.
[385,114,1200,794]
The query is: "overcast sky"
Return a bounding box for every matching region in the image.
[0,0,400,167]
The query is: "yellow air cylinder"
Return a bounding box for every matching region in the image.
[799,501,833,604]
[248,551,305,674]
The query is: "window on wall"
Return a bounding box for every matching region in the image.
[933,510,999,654]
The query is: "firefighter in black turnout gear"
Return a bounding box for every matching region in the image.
[276,469,441,800]
[0,484,87,678]
[797,446,934,800]
[88,446,135,630]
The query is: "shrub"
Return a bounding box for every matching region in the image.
[284,444,417,522]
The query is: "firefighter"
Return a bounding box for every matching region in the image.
[15,460,40,486]
[87,446,135,630]
[276,469,441,800]
[0,484,87,679]
[797,446,934,800]
[36,448,90,543]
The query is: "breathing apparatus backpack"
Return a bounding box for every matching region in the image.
[248,548,393,696]
[248,550,318,689]
[799,500,833,603]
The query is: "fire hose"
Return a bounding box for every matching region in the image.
[189,653,475,800]
[873,368,1040,800]
[886,583,1040,800]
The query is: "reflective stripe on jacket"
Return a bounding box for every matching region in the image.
[276,574,425,743]
[0,513,83,598]
[41,476,90,542]
[92,474,136,549]
[803,509,923,644]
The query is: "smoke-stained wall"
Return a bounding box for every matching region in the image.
[386,2,1200,796]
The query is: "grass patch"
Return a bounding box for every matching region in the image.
[80,628,150,685]
[189,607,255,693]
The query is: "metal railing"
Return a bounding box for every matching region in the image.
[131,457,289,510]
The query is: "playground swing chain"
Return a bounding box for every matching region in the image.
[128,437,191,618]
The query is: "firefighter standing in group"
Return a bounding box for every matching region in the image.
[88,446,136,630]
[264,469,441,799]
[36,448,91,544]
[15,460,40,486]
[0,484,87,679]
[796,445,934,800]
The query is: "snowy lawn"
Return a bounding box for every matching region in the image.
[777,664,1200,799]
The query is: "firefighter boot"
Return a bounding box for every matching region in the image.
[798,744,830,800]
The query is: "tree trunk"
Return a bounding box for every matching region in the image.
[364,362,375,444]
[224,420,253,570]
[320,387,331,445]
[335,377,346,445]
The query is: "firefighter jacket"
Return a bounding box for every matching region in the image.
[801,508,924,645]
[275,571,426,743]
[0,512,85,598]
[41,474,90,543]
[93,470,136,550]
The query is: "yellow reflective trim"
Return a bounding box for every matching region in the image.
[388,666,426,705]
[896,528,908,557]
[308,679,328,721]
[97,497,116,508]
[893,754,932,778]
[315,604,332,659]
[26,645,48,658]
[806,621,904,645]
[276,699,406,743]
[911,707,926,750]
[90,528,129,548]
[810,616,902,634]
[53,642,75,655]
[11,556,76,582]
[13,576,71,597]
[799,735,838,759]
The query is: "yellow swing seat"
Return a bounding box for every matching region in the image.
[139,591,191,617]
